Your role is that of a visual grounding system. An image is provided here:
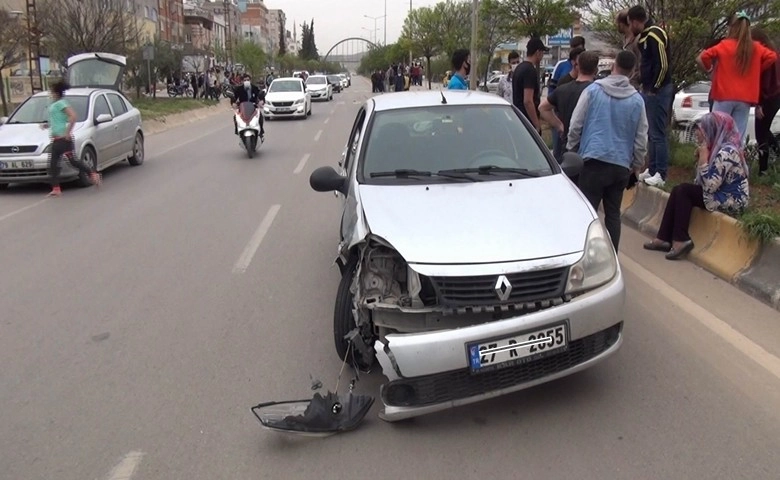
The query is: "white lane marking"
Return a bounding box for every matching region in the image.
[620,254,780,381]
[0,198,48,224]
[106,451,144,480]
[294,153,311,174]
[323,117,330,124]
[232,204,281,274]
[314,130,323,142]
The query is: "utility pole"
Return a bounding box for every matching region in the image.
[25,0,44,94]
[468,0,479,90]
[224,0,233,65]
[408,0,413,66]
[384,0,387,46]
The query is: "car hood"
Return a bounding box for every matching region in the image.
[357,175,595,265]
[0,123,49,149]
[266,92,305,102]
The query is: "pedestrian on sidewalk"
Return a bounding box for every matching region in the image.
[447,49,471,90]
[628,5,672,188]
[548,36,585,156]
[643,111,749,260]
[497,51,519,103]
[750,27,780,176]
[697,12,777,143]
[540,50,599,167]
[567,50,648,251]
[512,37,549,134]
[43,81,101,197]
[616,10,641,90]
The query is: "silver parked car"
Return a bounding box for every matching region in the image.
[309,91,625,422]
[0,52,144,189]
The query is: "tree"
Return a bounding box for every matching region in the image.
[234,40,266,77]
[478,0,514,85]
[298,19,320,60]
[402,7,443,89]
[434,0,471,59]
[498,0,585,38]
[584,0,780,89]
[0,8,27,115]
[37,0,144,64]
[358,44,409,75]
[278,23,287,57]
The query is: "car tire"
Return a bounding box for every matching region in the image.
[128,133,144,166]
[333,256,375,369]
[77,146,97,188]
[307,104,312,116]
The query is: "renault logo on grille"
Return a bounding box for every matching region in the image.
[495,275,512,301]
[11,146,19,153]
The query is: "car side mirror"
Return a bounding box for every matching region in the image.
[0,116,7,125]
[310,166,348,195]
[95,114,112,124]
[561,152,584,178]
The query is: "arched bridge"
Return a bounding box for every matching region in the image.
[323,37,378,71]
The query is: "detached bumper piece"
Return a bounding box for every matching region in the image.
[383,323,622,408]
[251,391,375,436]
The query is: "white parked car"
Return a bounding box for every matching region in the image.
[480,74,504,94]
[305,75,333,102]
[674,81,780,144]
[308,91,625,422]
[263,78,311,120]
[0,52,144,189]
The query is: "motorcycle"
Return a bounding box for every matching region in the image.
[235,101,263,158]
[167,82,194,98]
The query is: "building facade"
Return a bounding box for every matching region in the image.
[183,1,214,53]
[267,8,285,56]
[159,0,186,45]
[239,0,270,52]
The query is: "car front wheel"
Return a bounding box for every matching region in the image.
[77,146,97,187]
[334,256,375,370]
[128,133,144,166]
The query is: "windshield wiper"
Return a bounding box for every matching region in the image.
[370,169,478,182]
[438,165,541,178]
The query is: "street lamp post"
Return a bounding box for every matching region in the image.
[409,0,413,66]
[469,0,479,90]
[384,0,387,47]
[363,14,385,46]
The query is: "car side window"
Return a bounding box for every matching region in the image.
[93,95,111,120]
[107,94,128,116]
[343,108,366,172]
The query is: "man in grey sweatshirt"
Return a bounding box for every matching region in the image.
[567,50,648,251]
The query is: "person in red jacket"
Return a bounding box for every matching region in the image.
[751,28,780,176]
[697,11,777,143]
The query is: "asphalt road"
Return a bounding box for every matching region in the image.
[2,78,780,480]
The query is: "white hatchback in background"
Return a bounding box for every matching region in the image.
[306,75,333,102]
[263,78,311,120]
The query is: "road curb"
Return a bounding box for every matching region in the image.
[621,183,777,310]
[142,104,230,136]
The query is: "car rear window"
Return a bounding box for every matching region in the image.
[360,104,554,182]
[269,80,302,92]
[7,95,89,124]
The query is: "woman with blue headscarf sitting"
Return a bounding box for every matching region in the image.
[643,111,750,260]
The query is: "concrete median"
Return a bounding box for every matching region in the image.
[621,184,778,311]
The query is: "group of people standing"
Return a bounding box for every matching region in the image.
[370,63,425,93]
[443,5,778,261]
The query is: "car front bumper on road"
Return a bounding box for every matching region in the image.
[0,153,79,185]
[374,271,626,422]
[264,104,307,119]
[310,90,329,100]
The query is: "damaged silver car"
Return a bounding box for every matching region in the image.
[309,91,625,422]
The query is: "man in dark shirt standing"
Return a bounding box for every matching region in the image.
[628,5,673,187]
[539,51,599,165]
[513,37,549,133]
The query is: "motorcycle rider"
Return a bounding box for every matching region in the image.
[232,73,265,139]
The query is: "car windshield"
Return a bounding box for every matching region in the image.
[269,80,302,93]
[7,95,89,124]
[327,76,341,83]
[307,77,326,85]
[360,104,554,184]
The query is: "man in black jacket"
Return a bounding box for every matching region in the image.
[231,74,265,138]
[628,5,673,187]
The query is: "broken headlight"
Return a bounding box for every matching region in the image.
[565,219,617,295]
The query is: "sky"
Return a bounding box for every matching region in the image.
[267,0,442,55]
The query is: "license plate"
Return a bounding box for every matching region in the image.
[277,107,291,112]
[467,323,568,373]
[0,160,34,170]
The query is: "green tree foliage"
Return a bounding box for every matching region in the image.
[434,0,471,58]
[299,19,320,60]
[498,0,585,38]
[357,44,411,76]
[234,40,267,77]
[585,0,780,89]
[0,7,27,115]
[402,6,444,88]
[478,0,514,84]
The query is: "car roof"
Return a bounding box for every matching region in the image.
[370,90,509,112]
[30,87,117,98]
[272,77,303,82]
[307,74,327,78]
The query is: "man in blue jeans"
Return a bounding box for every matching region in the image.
[628,5,673,187]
